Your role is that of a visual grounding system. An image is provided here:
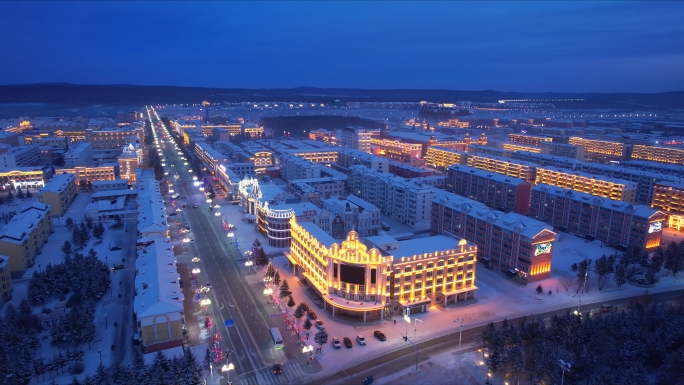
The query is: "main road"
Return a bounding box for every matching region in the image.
[149,108,303,385]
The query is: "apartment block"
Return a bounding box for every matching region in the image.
[389,162,434,178]
[85,126,144,149]
[631,144,684,165]
[322,195,382,238]
[538,142,585,160]
[651,181,684,231]
[279,148,339,164]
[425,146,467,169]
[466,153,538,181]
[57,164,118,185]
[535,166,637,203]
[431,191,555,282]
[509,134,553,147]
[0,255,12,306]
[92,179,129,192]
[530,184,665,250]
[621,160,684,178]
[510,151,582,170]
[468,145,513,158]
[0,145,40,168]
[580,162,683,205]
[348,165,436,231]
[502,143,542,153]
[0,166,51,189]
[63,141,93,167]
[447,165,532,214]
[568,137,629,160]
[38,173,77,216]
[370,137,423,162]
[336,148,389,173]
[341,126,379,153]
[286,218,478,319]
[0,202,53,278]
[279,153,322,181]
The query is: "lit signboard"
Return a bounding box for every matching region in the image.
[648,222,663,234]
[534,242,552,256]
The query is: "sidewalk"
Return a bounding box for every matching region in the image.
[178,262,201,347]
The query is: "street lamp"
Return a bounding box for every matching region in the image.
[454,318,465,348]
[221,363,234,384]
[98,348,102,366]
[559,359,571,385]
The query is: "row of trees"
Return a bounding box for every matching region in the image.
[477,302,684,385]
[49,301,97,349]
[28,248,111,304]
[276,279,329,350]
[0,300,48,384]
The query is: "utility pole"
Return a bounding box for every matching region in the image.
[405,336,419,371]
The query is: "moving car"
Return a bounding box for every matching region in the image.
[168,213,177,216]
[307,310,317,320]
[356,335,366,345]
[272,363,282,375]
[315,320,325,330]
[332,337,341,349]
[205,282,211,288]
[373,331,386,341]
[193,204,198,208]
[111,264,125,271]
[190,239,195,244]
[343,337,352,348]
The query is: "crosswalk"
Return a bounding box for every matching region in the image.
[239,360,306,385]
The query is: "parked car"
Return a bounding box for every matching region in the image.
[205,282,211,288]
[272,363,282,375]
[299,302,310,312]
[343,337,352,348]
[111,264,125,271]
[190,239,195,244]
[332,337,341,349]
[315,320,325,329]
[307,310,317,320]
[373,331,386,341]
[168,212,178,216]
[356,335,366,345]
[193,204,198,208]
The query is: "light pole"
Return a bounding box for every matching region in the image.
[413,317,424,338]
[576,270,588,316]
[209,362,213,383]
[221,363,234,384]
[98,348,102,366]
[559,359,571,385]
[454,318,465,348]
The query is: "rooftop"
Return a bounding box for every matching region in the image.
[536,166,639,187]
[297,221,337,249]
[448,165,526,185]
[39,172,74,194]
[0,202,50,244]
[134,238,184,323]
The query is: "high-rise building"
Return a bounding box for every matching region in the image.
[341,126,379,153]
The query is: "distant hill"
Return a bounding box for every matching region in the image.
[0,83,683,109]
[260,115,385,137]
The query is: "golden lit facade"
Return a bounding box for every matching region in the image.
[0,168,47,189]
[535,166,637,203]
[425,146,466,169]
[568,137,626,158]
[0,255,12,305]
[58,165,117,184]
[370,138,423,161]
[54,129,86,142]
[509,134,553,147]
[85,127,143,149]
[651,182,684,231]
[290,150,338,164]
[631,144,684,165]
[286,219,478,321]
[5,120,31,133]
[466,154,537,181]
[502,143,542,153]
[437,119,470,128]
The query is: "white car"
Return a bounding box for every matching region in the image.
[356,335,366,345]
[332,337,341,349]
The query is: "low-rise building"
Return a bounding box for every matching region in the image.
[286,219,478,320]
[255,201,331,248]
[0,166,51,189]
[447,165,532,214]
[530,184,665,250]
[136,179,169,238]
[431,191,555,282]
[509,134,553,147]
[0,202,53,277]
[568,137,630,160]
[63,141,93,167]
[466,153,538,181]
[38,173,77,216]
[502,143,542,153]
[388,162,434,178]
[0,255,13,306]
[57,164,118,185]
[322,195,382,238]
[651,181,684,231]
[425,146,467,169]
[336,149,389,173]
[538,141,585,160]
[134,238,184,353]
[92,179,129,192]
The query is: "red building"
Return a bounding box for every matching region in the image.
[447,165,532,214]
[431,191,555,282]
[389,161,433,178]
[530,184,665,250]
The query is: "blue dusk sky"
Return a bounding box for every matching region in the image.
[1,1,683,93]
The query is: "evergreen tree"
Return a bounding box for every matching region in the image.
[66,217,74,229]
[265,263,275,281]
[62,240,73,256]
[16,187,24,199]
[203,347,212,370]
[615,263,627,288]
[273,271,281,287]
[279,280,292,299]
[113,215,123,229]
[25,187,32,198]
[34,357,46,380]
[294,305,306,326]
[86,216,93,230]
[287,295,296,311]
[6,190,13,202]
[314,329,329,350]
[303,318,312,330]
[93,222,105,239]
[257,247,269,267]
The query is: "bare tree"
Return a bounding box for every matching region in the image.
[560,277,573,292]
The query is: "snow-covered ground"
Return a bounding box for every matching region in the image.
[374,349,489,385]
[1,192,131,384]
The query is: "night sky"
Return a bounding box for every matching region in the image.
[1,1,683,93]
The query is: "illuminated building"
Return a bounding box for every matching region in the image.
[535,166,637,203]
[38,173,77,216]
[531,184,665,250]
[568,137,629,160]
[280,148,338,164]
[53,129,86,142]
[437,119,470,128]
[63,141,93,167]
[631,144,684,165]
[651,181,684,231]
[0,255,12,306]
[502,143,542,153]
[389,161,434,178]
[466,153,537,181]
[431,191,555,281]
[238,178,292,217]
[336,149,389,173]
[621,160,684,178]
[279,153,322,181]
[85,126,144,149]
[447,165,532,214]
[508,134,553,147]
[341,127,380,153]
[309,129,336,143]
[57,164,118,185]
[580,162,681,205]
[242,122,264,138]
[118,150,139,182]
[510,151,582,170]
[256,201,331,248]
[425,146,467,169]
[0,166,50,189]
[538,142,585,160]
[0,202,53,277]
[370,137,422,161]
[286,218,478,320]
[467,145,512,158]
[0,145,40,167]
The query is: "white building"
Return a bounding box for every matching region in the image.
[0,145,39,168]
[322,195,381,238]
[340,126,379,153]
[279,153,322,181]
[336,148,389,173]
[92,179,129,192]
[63,141,93,167]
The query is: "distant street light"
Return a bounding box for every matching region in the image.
[454,318,465,348]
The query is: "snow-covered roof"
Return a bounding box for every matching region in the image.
[448,164,526,185]
[134,237,184,323]
[0,202,50,244]
[39,172,74,194]
[137,179,169,234]
[297,221,337,249]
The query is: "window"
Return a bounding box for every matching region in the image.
[437,260,445,267]
[404,266,412,273]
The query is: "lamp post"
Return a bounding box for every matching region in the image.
[559,359,571,385]
[221,363,234,384]
[454,318,465,348]
[576,270,588,316]
[413,317,424,338]
[209,362,213,383]
[98,348,102,366]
